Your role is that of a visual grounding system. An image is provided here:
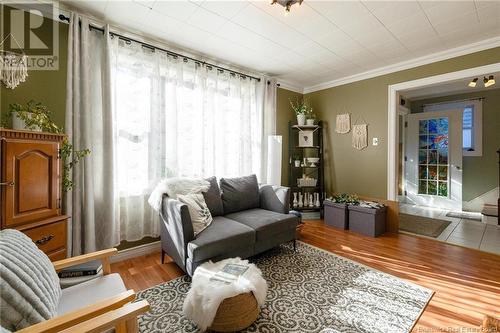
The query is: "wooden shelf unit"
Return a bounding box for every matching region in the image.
[288,121,325,217]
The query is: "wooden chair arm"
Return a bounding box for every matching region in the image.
[16,290,136,333]
[53,248,118,274]
[58,300,150,333]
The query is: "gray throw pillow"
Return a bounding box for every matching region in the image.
[202,177,224,217]
[220,174,260,214]
[0,229,62,331]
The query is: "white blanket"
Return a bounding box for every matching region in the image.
[183,258,267,332]
[148,178,210,212]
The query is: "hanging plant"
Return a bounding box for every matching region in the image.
[1,100,90,192]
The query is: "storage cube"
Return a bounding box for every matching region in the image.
[324,200,348,230]
[348,205,387,237]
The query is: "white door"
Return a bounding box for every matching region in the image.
[405,110,462,210]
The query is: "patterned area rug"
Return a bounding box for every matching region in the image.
[137,242,433,333]
[399,213,451,238]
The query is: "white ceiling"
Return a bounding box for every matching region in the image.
[60,0,500,91]
[403,71,499,100]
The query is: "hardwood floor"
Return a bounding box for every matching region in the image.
[111,220,500,332]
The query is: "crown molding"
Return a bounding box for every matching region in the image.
[302,36,500,94]
[277,80,304,94]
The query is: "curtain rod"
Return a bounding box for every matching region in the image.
[58,14,261,82]
[421,97,485,108]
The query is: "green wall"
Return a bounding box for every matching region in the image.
[305,47,500,199]
[0,15,67,128]
[276,87,302,186]
[410,88,500,202]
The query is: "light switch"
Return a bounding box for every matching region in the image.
[372,138,378,146]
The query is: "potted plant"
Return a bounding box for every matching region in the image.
[293,153,301,167]
[324,193,359,230]
[306,112,316,126]
[290,97,313,126]
[1,100,91,192]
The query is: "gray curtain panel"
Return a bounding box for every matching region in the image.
[65,13,119,255]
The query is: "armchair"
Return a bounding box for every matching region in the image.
[0,230,150,333]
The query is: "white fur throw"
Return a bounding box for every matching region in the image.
[183,258,267,332]
[148,178,210,212]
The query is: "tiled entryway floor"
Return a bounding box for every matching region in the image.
[399,203,500,255]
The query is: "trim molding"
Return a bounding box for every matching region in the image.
[277,80,304,94]
[109,241,161,264]
[302,36,500,94]
[387,62,500,201]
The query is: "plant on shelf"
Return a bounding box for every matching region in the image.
[292,153,301,167]
[1,100,91,192]
[306,112,316,126]
[290,97,313,126]
[328,193,360,205]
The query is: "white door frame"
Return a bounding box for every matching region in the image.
[387,62,500,201]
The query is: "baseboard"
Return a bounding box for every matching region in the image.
[110,241,161,263]
[462,187,499,212]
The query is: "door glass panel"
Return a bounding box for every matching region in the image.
[418,118,449,197]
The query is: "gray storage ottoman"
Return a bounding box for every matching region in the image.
[324,200,348,230]
[348,205,387,237]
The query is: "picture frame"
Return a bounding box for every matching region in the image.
[298,130,314,147]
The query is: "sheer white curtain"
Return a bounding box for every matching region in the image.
[108,39,265,241]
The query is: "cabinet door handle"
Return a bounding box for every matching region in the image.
[35,235,54,245]
[0,181,14,186]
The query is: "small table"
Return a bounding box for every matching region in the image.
[183,258,266,332]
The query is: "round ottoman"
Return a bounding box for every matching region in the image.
[209,292,259,332]
[183,258,267,332]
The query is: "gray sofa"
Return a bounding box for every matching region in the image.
[160,175,298,276]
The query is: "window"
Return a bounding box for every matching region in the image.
[423,100,482,156]
[110,41,263,197]
[462,107,473,150]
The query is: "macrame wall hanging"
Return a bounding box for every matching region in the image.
[335,113,351,134]
[0,34,29,89]
[352,124,368,150]
[352,114,368,150]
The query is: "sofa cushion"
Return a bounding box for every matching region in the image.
[225,208,298,241]
[57,273,126,315]
[187,217,255,262]
[0,229,62,331]
[220,174,260,214]
[203,177,224,217]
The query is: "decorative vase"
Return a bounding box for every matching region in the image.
[294,160,301,167]
[298,193,303,207]
[306,119,315,126]
[297,114,306,126]
[293,192,298,207]
[315,193,320,207]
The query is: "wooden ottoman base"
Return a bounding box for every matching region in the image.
[209,292,259,332]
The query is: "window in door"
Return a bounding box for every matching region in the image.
[423,100,482,156]
[418,118,449,197]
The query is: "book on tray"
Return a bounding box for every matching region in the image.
[58,259,103,278]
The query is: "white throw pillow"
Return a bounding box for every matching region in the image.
[177,193,213,236]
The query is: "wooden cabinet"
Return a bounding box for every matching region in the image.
[1,129,69,260]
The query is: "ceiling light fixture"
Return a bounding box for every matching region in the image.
[484,75,495,88]
[468,78,478,87]
[270,0,303,16]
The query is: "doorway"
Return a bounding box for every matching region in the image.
[387,63,500,255]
